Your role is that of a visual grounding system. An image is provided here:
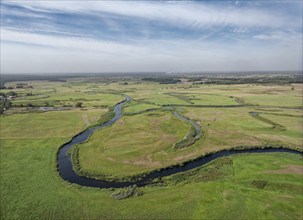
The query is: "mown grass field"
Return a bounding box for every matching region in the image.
[0,78,302,219]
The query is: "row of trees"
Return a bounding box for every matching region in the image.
[0,92,16,114]
[0,97,83,115]
[142,77,181,84]
[189,75,302,85]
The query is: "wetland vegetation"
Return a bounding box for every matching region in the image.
[0,73,302,219]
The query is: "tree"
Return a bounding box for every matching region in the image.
[75,102,83,108]
[0,99,12,114]
[7,91,17,96]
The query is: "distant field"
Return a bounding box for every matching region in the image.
[185,107,302,148]
[2,81,124,107]
[187,93,238,105]
[0,108,107,139]
[0,78,302,219]
[123,101,159,113]
[239,94,302,107]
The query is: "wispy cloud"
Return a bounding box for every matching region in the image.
[3,1,300,29]
[1,1,302,73]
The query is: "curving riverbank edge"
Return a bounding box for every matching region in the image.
[57,96,303,189]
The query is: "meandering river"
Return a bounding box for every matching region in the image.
[57,96,302,188]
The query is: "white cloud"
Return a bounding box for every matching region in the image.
[1,1,302,73]
[2,1,299,30]
[1,28,301,73]
[254,31,302,44]
[1,29,145,56]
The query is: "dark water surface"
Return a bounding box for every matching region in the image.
[57,96,302,188]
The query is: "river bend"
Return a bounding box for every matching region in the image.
[57,96,302,188]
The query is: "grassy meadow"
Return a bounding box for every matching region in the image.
[77,111,192,178]
[0,78,302,219]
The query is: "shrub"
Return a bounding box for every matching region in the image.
[6,91,17,96]
[251,180,268,189]
[0,98,12,114]
[75,102,83,108]
[110,185,143,200]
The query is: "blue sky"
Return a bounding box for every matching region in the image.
[1,1,302,74]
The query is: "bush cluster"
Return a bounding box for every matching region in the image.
[173,113,203,149]
[110,185,143,200]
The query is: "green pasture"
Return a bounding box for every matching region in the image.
[123,101,159,113]
[188,93,238,105]
[12,90,123,107]
[185,107,302,151]
[239,94,302,107]
[77,111,192,177]
[2,81,124,107]
[1,133,302,219]
[0,79,302,219]
[75,105,302,178]
[0,109,107,139]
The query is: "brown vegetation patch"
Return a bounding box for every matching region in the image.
[223,189,230,208]
[105,156,116,162]
[82,114,89,125]
[117,119,125,126]
[174,152,197,162]
[160,133,177,143]
[123,154,162,168]
[151,114,170,127]
[263,165,303,175]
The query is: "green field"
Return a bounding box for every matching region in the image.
[0,78,302,219]
[123,101,159,114]
[77,111,192,178]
